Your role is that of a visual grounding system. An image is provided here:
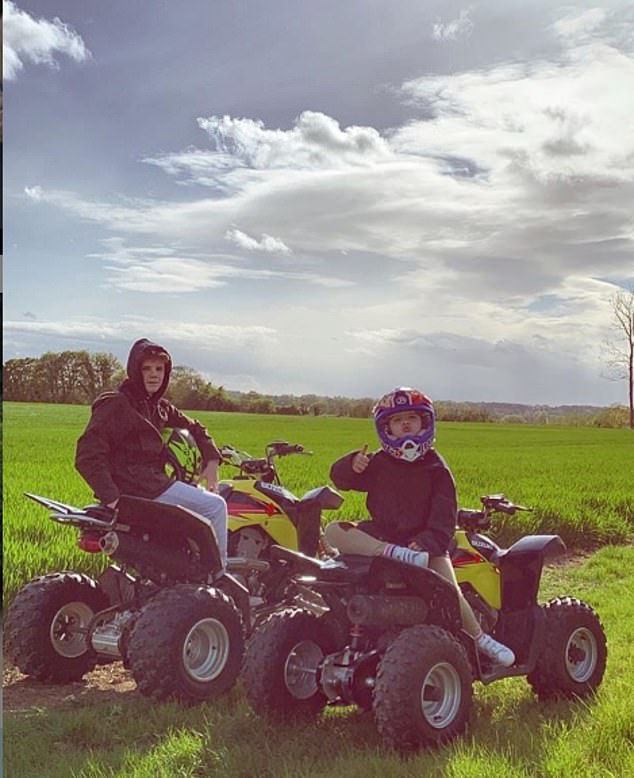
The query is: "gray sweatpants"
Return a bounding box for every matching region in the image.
[155,480,228,567]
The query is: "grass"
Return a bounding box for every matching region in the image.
[4,546,633,778]
[3,402,634,776]
[3,402,633,603]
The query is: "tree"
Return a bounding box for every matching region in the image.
[604,288,634,429]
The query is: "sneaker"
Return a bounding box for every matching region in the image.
[383,544,429,568]
[476,632,515,667]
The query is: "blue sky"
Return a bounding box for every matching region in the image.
[4,0,633,405]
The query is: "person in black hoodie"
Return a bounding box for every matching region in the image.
[75,338,228,565]
[325,387,515,667]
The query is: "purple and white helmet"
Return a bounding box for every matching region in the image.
[372,387,435,462]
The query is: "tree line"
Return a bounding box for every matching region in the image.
[2,350,630,426]
[2,351,375,417]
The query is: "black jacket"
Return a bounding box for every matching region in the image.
[75,338,221,505]
[330,448,457,556]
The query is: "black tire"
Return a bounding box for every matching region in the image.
[126,584,244,703]
[243,608,338,719]
[528,596,607,701]
[4,572,108,682]
[373,624,472,751]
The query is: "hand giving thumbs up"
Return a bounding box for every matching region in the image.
[352,444,370,474]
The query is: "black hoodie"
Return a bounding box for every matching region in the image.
[75,338,221,504]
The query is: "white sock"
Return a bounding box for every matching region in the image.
[383,543,429,568]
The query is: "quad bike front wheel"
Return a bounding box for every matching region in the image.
[242,608,338,719]
[4,572,108,682]
[373,624,473,750]
[126,584,244,703]
[528,596,607,700]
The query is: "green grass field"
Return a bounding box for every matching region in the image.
[4,547,633,778]
[3,402,634,777]
[3,402,633,603]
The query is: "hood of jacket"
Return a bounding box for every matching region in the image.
[120,338,172,401]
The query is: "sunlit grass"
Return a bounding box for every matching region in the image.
[5,548,634,778]
[3,402,633,602]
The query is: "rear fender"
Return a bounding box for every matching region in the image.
[116,495,224,576]
[496,534,566,611]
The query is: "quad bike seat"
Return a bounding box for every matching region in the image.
[270,545,373,583]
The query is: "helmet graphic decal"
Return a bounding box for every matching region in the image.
[161,427,202,483]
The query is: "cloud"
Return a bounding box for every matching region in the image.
[3,0,90,81]
[143,110,394,191]
[3,317,276,351]
[15,5,633,404]
[432,8,474,42]
[86,237,351,292]
[24,185,43,201]
[552,8,608,45]
[225,228,291,254]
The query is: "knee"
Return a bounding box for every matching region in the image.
[324,521,354,544]
[204,491,227,518]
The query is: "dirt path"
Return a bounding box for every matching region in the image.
[3,661,139,714]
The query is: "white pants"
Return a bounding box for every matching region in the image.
[155,480,228,566]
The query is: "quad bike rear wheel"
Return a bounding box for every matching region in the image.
[242,608,338,719]
[373,624,472,750]
[126,584,244,703]
[528,596,607,700]
[5,572,108,682]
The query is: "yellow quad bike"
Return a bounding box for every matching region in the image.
[242,493,607,750]
[218,441,343,611]
[452,493,607,685]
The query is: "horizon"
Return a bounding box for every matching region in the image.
[3,2,633,407]
[2,346,621,411]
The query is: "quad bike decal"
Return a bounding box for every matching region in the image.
[219,441,343,612]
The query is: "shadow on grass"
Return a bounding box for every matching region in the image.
[4,679,604,778]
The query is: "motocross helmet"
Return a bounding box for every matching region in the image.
[372,387,435,463]
[161,427,202,483]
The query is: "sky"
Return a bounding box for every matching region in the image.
[3,0,634,406]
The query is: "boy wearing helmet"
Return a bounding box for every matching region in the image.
[75,338,229,565]
[325,387,515,667]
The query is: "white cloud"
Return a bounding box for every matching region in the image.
[143,111,394,189]
[3,0,90,81]
[86,237,350,292]
[552,8,607,44]
[3,317,276,351]
[13,5,633,404]
[432,8,474,42]
[225,228,291,254]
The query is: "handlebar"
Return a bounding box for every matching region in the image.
[480,493,531,515]
[266,441,311,458]
[457,493,532,531]
[219,441,312,474]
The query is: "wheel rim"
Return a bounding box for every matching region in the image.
[565,627,598,683]
[283,640,324,700]
[182,618,230,682]
[419,661,462,729]
[50,601,95,658]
